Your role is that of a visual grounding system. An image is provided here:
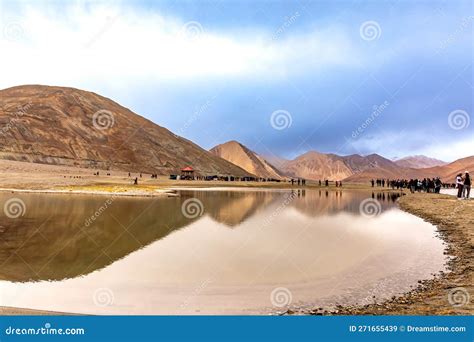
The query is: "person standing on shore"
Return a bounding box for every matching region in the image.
[434,177,442,194]
[456,173,464,199]
[463,171,471,199]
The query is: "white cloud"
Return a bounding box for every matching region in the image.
[350,131,473,162]
[420,136,474,162]
[0,1,361,89]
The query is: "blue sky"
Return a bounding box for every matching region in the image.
[0,0,472,161]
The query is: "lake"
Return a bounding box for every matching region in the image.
[0,189,447,314]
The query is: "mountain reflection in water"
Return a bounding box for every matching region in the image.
[0,189,446,315]
[0,190,403,282]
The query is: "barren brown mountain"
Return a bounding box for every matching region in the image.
[394,155,447,169]
[277,150,471,183]
[210,141,284,179]
[280,151,352,181]
[412,156,474,182]
[345,156,474,183]
[342,153,403,178]
[0,85,250,176]
[278,151,402,181]
[262,154,290,170]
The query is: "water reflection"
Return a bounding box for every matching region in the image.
[183,190,280,227]
[0,194,192,282]
[290,190,402,217]
[0,189,445,315]
[0,190,404,282]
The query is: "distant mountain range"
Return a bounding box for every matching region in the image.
[0,85,471,183]
[279,153,471,183]
[276,151,402,181]
[408,156,474,182]
[393,155,447,169]
[213,140,472,182]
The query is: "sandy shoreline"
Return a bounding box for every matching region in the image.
[0,159,401,195]
[0,187,176,198]
[0,306,75,315]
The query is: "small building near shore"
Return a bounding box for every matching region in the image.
[181,166,195,180]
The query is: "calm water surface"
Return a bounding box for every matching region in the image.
[0,189,446,314]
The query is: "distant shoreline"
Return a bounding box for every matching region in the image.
[0,187,175,198]
[0,306,75,316]
[0,182,401,198]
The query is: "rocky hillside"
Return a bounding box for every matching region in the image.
[275,150,470,182]
[413,156,474,182]
[279,151,402,181]
[280,151,351,181]
[210,141,284,179]
[345,156,474,183]
[341,154,411,182]
[0,85,250,176]
[394,155,447,169]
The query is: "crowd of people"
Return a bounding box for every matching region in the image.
[372,178,447,192]
[290,178,307,185]
[87,168,471,200]
[370,171,471,199]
